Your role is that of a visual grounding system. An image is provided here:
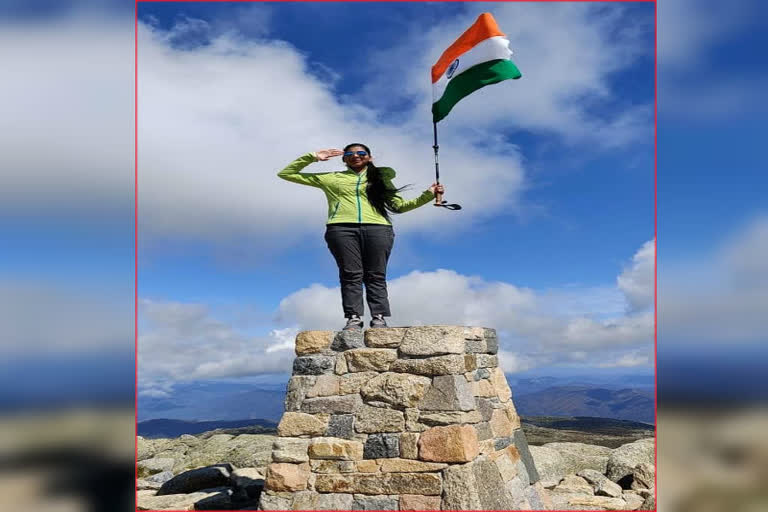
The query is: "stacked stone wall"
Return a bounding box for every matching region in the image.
[260,326,550,510]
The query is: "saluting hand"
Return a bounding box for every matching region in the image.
[314,149,344,161]
[429,183,445,195]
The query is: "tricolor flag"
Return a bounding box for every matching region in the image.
[431,13,522,123]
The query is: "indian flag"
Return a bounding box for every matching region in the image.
[432,13,522,123]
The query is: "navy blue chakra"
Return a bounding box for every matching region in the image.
[446,58,460,79]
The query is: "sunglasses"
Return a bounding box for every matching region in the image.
[344,151,368,157]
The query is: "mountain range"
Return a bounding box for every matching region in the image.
[138,373,654,424]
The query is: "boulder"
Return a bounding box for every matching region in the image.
[172,433,274,473]
[137,457,175,477]
[541,441,613,475]
[606,438,655,484]
[631,462,655,490]
[137,489,227,511]
[553,474,594,494]
[157,464,232,495]
[578,468,623,497]
[231,467,265,499]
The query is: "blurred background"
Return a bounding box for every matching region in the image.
[0,0,766,511]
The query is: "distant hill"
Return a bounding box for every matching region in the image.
[138,418,277,439]
[514,386,654,424]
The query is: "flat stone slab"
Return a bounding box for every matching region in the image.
[314,472,442,495]
[277,412,328,437]
[418,425,479,463]
[345,348,398,372]
[352,494,399,510]
[364,328,407,348]
[309,438,364,460]
[293,355,335,375]
[295,331,333,355]
[361,372,431,408]
[364,433,400,459]
[301,394,362,414]
[331,330,365,351]
[390,355,467,376]
[418,375,475,411]
[399,326,466,356]
[356,405,405,433]
[272,438,310,463]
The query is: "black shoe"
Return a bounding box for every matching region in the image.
[343,315,363,330]
[370,314,388,328]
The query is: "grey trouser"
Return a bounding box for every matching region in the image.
[324,223,395,318]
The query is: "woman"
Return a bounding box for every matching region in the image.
[278,143,444,330]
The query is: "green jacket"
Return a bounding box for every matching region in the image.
[278,153,435,225]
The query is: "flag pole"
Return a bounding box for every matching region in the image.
[432,121,443,205]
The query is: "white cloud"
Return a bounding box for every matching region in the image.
[658,0,768,118]
[660,214,768,344]
[358,2,653,147]
[138,299,296,386]
[275,244,654,370]
[139,239,655,385]
[597,352,651,368]
[136,19,527,246]
[618,239,655,312]
[0,15,133,215]
[0,281,131,355]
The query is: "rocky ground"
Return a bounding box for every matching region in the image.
[523,416,655,448]
[137,425,655,510]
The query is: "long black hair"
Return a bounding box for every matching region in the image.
[344,143,410,221]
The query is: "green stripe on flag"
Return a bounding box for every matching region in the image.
[432,59,522,123]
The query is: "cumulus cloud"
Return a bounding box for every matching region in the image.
[0,281,131,355]
[618,239,655,312]
[275,243,654,371]
[358,2,653,147]
[660,214,768,344]
[137,19,525,246]
[138,299,296,392]
[0,14,133,215]
[139,239,655,386]
[658,0,768,118]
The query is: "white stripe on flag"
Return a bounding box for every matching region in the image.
[432,36,513,102]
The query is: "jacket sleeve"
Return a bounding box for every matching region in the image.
[277,153,328,188]
[382,168,435,213]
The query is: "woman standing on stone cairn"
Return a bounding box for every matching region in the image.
[278,143,444,331]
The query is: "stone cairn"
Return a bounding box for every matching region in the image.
[260,326,550,510]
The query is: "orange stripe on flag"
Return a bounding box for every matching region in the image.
[431,13,506,83]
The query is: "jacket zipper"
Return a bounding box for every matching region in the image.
[329,201,340,220]
[356,173,363,223]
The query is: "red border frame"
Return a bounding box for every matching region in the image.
[134,1,658,511]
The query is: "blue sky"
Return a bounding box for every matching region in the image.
[3,0,767,414]
[131,1,657,405]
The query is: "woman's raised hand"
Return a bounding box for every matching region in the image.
[314,149,344,161]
